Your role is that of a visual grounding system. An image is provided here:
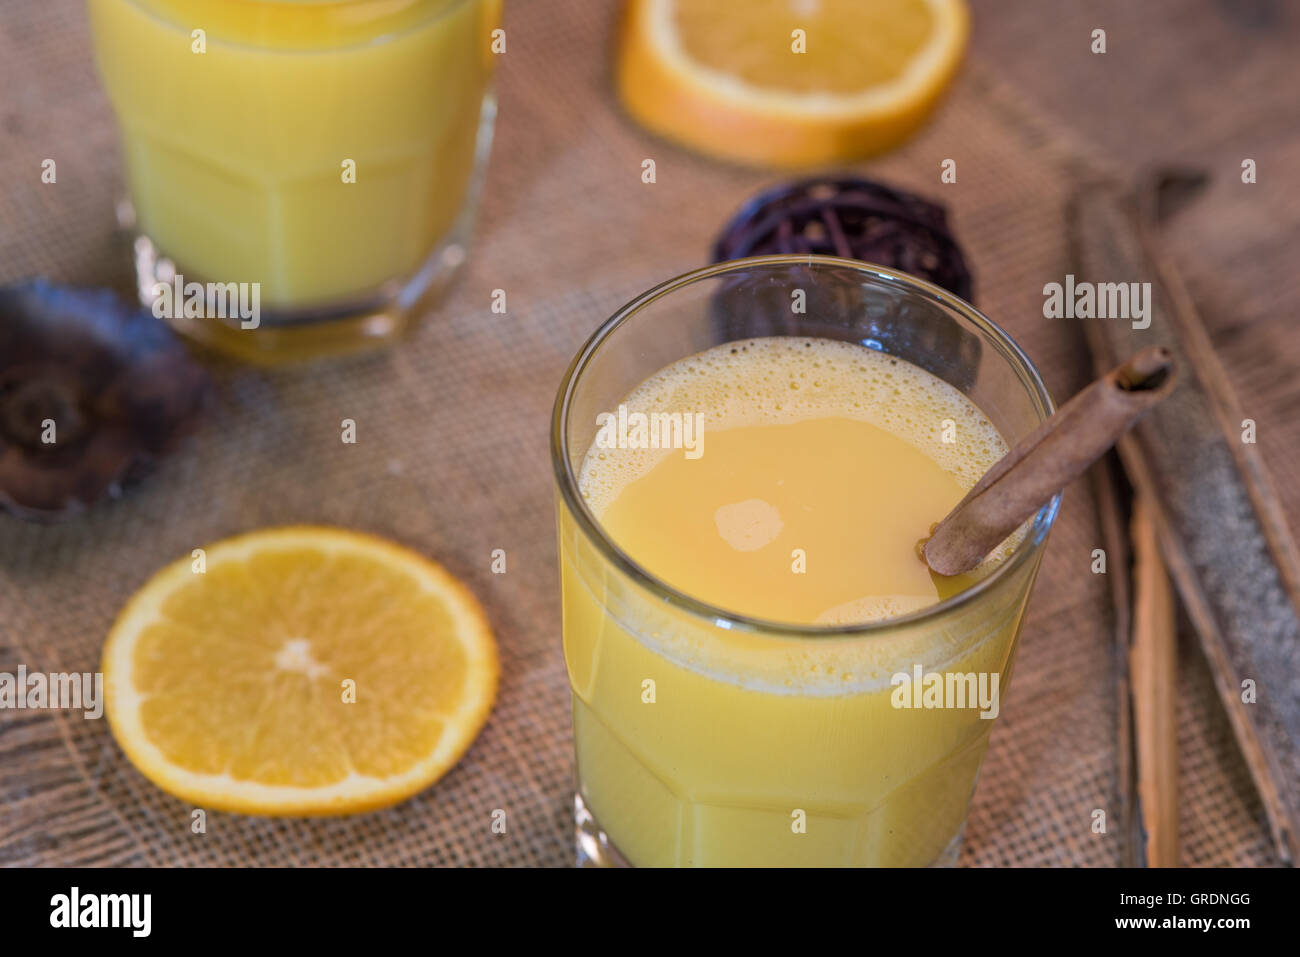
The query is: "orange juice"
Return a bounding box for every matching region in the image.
[88,0,499,358]
[560,336,1037,866]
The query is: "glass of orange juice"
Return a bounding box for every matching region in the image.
[87,0,500,362]
[552,256,1060,867]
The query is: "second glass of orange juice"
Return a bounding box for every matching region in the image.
[88,0,500,362]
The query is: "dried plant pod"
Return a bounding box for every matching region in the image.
[0,280,210,521]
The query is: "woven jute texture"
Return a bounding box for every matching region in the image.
[0,0,1285,866]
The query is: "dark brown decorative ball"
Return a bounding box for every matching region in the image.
[713,174,974,301]
[708,176,982,389]
[0,280,210,521]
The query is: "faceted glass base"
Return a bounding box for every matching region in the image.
[573,791,964,868]
[574,792,631,868]
[128,222,470,365]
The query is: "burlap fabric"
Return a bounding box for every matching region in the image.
[0,0,1286,866]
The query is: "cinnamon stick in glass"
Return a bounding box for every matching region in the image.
[923,346,1176,576]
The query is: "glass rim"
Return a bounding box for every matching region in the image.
[550,254,1061,641]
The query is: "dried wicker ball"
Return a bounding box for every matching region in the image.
[713,174,974,300]
[709,176,981,389]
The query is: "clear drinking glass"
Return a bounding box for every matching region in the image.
[87,0,500,363]
[551,255,1060,867]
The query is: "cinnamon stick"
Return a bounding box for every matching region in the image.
[1130,496,1181,867]
[923,347,1176,576]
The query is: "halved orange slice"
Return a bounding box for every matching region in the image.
[617,0,970,167]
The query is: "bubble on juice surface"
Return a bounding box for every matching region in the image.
[714,498,784,552]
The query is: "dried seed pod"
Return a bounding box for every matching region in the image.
[0,280,210,521]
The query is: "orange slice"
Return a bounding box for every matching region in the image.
[101,526,498,815]
[616,0,970,167]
